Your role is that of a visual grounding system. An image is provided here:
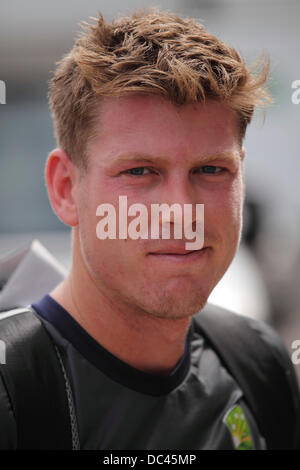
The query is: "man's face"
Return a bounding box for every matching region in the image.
[73,95,245,319]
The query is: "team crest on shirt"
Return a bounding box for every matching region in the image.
[223,404,254,450]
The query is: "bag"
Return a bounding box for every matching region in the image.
[0,307,75,449]
[0,303,299,449]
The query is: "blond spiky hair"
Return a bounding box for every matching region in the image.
[49,9,271,168]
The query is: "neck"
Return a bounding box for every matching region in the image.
[50,241,192,376]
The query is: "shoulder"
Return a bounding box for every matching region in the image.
[193,302,300,448]
[194,302,294,367]
[193,302,299,389]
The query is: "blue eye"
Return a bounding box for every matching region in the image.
[198,166,224,174]
[123,166,225,177]
[125,167,151,176]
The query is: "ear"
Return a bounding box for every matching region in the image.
[241,146,246,200]
[45,148,79,226]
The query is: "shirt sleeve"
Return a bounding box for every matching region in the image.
[0,372,17,449]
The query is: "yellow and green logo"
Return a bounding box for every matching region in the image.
[223,404,254,450]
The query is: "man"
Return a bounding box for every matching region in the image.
[0,9,299,450]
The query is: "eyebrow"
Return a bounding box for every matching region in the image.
[108,150,241,167]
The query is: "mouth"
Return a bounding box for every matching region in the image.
[147,247,210,263]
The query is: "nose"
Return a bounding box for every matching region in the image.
[159,173,200,223]
[150,173,204,247]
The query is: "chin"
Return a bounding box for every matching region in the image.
[128,276,214,319]
[135,284,210,320]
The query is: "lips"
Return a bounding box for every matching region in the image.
[148,245,207,255]
[146,247,209,266]
[150,249,199,255]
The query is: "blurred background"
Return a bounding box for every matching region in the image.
[0,0,299,379]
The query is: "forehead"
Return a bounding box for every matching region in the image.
[89,95,240,164]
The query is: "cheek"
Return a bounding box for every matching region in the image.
[224,183,244,247]
[227,185,244,222]
[231,177,245,221]
[76,175,113,235]
[81,216,142,282]
[204,180,244,237]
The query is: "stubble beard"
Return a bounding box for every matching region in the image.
[115,278,213,321]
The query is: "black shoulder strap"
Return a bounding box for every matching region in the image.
[0,308,73,449]
[194,303,300,450]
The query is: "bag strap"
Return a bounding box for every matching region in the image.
[0,307,73,449]
[193,303,300,450]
